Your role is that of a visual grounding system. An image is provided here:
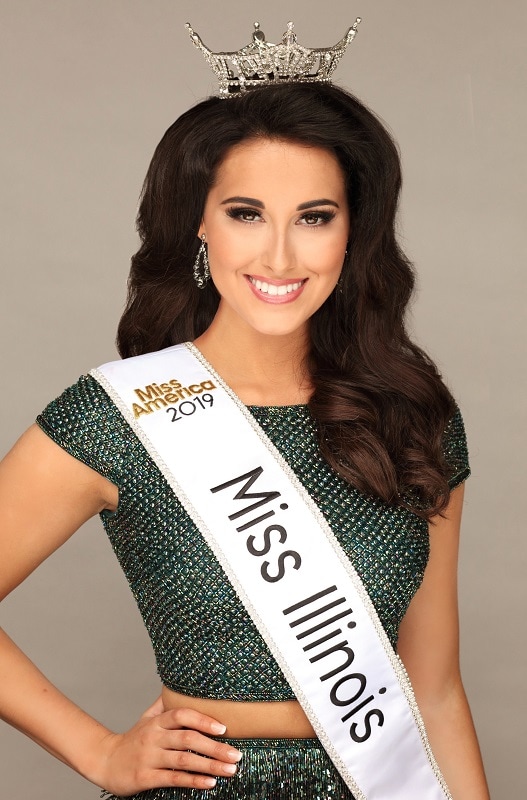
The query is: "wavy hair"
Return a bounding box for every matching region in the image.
[117,83,456,519]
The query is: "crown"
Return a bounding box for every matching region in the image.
[186,19,361,96]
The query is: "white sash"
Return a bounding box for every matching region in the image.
[91,343,451,800]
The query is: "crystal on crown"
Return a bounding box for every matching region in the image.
[186,19,361,96]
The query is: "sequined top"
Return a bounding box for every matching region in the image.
[37,375,469,701]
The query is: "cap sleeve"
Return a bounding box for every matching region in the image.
[36,374,128,487]
[442,405,470,490]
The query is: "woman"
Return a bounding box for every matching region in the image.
[0,75,489,798]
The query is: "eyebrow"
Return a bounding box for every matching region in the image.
[220,196,340,210]
[221,196,264,208]
[297,198,340,210]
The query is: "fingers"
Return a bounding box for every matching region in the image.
[161,747,240,778]
[119,764,223,792]
[132,729,243,792]
[144,769,220,791]
[98,706,243,795]
[155,710,243,789]
[159,706,228,737]
[160,728,242,768]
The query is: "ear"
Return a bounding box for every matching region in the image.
[197,222,206,240]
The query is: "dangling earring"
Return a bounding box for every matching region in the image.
[337,247,349,294]
[193,234,210,288]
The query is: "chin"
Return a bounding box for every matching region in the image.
[244,315,308,339]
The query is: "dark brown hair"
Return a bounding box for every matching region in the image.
[117,82,456,518]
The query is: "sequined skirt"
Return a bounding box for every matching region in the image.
[101,738,355,799]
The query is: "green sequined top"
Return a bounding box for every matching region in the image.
[37,375,469,701]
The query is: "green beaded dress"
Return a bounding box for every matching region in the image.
[37,373,469,799]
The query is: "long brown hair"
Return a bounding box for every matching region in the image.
[117,83,456,519]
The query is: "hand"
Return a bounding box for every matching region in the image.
[95,697,242,795]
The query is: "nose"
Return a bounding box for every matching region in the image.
[262,227,295,275]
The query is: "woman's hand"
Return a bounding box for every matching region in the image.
[0,429,241,795]
[96,697,242,795]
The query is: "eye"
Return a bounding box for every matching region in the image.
[226,207,263,223]
[298,210,336,226]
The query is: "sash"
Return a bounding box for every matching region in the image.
[91,343,451,800]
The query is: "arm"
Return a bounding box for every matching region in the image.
[0,425,241,793]
[397,485,490,799]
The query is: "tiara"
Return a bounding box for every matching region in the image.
[186,19,361,96]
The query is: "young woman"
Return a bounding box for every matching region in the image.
[0,78,489,798]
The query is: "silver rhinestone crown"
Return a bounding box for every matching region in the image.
[186,19,361,96]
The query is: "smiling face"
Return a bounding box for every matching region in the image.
[198,138,350,340]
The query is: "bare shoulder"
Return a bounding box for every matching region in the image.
[0,424,118,600]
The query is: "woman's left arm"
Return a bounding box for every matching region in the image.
[397,484,490,799]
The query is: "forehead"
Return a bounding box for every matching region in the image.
[211,138,346,198]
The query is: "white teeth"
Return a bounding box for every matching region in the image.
[249,277,304,295]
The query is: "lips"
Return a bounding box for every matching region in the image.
[246,275,307,304]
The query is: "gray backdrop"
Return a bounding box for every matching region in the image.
[1,1,525,797]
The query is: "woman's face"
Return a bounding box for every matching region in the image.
[198,138,350,339]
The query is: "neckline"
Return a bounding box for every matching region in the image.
[186,341,310,411]
[247,403,309,411]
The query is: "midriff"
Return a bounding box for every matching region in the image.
[162,686,316,738]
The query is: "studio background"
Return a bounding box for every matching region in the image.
[0,1,525,797]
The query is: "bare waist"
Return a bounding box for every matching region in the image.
[161,686,316,738]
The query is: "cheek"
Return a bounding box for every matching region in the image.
[208,226,256,272]
[304,236,346,274]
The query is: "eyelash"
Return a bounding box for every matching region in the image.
[226,207,262,224]
[225,207,336,226]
